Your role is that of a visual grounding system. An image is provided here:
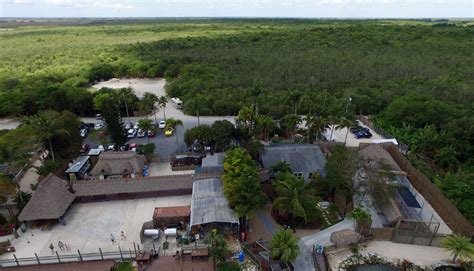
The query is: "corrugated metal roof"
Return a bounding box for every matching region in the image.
[261,144,326,175]
[190,178,239,226]
[65,155,90,174]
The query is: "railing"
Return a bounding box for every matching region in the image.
[0,246,160,268]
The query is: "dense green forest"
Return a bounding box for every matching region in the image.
[0,19,473,223]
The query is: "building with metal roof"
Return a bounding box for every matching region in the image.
[64,155,91,181]
[190,178,239,231]
[196,152,225,173]
[260,144,326,181]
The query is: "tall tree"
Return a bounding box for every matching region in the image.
[304,115,328,144]
[335,117,353,145]
[165,118,183,150]
[158,95,168,121]
[256,115,276,142]
[270,229,300,265]
[441,234,474,262]
[138,119,153,144]
[186,94,204,125]
[21,110,70,161]
[207,230,231,270]
[102,100,127,149]
[142,92,159,122]
[273,172,321,224]
[327,115,339,142]
[249,82,263,115]
[237,106,256,136]
[286,90,302,115]
[323,145,359,201]
[223,148,265,237]
[281,114,301,140]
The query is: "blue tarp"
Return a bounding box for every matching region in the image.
[399,186,421,208]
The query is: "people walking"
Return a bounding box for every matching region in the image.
[120,231,126,240]
[58,241,64,251]
[49,243,54,254]
[110,233,115,244]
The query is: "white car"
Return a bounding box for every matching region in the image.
[107,144,115,151]
[158,120,166,129]
[80,129,88,138]
[125,122,133,130]
[137,129,147,138]
[133,123,139,129]
[127,128,137,138]
[94,123,104,130]
[98,145,105,151]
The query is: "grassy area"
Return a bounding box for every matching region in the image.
[113,261,133,271]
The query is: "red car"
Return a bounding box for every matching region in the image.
[80,144,90,154]
[148,130,156,137]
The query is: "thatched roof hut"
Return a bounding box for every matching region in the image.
[90,151,146,177]
[18,174,74,222]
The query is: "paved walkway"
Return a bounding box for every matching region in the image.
[293,219,355,271]
[1,260,115,271]
[17,159,41,193]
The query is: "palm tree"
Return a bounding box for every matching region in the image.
[336,117,353,145]
[138,119,153,144]
[273,172,320,224]
[158,95,168,121]
[441,234,474,262]
[186,94,204,125]
[142,92,159,123]
[286,90,302,115]
[304,114,328,144]
[206,230,230,270]
[249,82,262,115]
[281,114,301,140]
[327,115,340,142]
[21,111,70,161]
[269,229,300,265]
[256,115,275,142]
[237,106,256,135]
[165,118,183,150]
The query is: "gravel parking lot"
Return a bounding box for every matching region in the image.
[0,195,192,260]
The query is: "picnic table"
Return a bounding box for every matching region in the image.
[136,251,151,264]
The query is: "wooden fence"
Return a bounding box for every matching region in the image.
[384,145,474,237]
[371,227,395,241]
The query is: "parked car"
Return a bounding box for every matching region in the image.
[165,127,173,137]
[86,123,95,130]
[94,123,104,130]
[125,122,134,130]
[158,120,166,129]
[354,129,372,139]
[133,123,139,129]
[121,144,130,151]
[95,114,102,120]
[98,145,105,151]
[127,129,137,138]
[129,143,140,152]
[137,129,147,138]
[80,128,88,138]
[148,130,156,137]
[80,144,90,154]
[107,144,116,151]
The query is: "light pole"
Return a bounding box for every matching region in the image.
[345,96,352,114]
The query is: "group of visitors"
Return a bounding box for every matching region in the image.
[49,241,71,254]
[110,231,127,244]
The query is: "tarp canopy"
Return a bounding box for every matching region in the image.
[190,178,239,227]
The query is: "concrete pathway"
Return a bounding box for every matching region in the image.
[293,219,354,271]
[17,159,42,193]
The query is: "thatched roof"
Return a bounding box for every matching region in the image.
[358,144,401,171]
[90,151,146,176]
[330,229,360,248]
[18,174,74,222]
[73,175,195,197]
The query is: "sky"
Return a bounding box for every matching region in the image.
[0,0,473,18]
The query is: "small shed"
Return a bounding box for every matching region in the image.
[190,178,239,233]
[196,152,225,173]
[171,154,203,170]
[65,155,91,181]
[330,229,360,248]
[153,206,191,229]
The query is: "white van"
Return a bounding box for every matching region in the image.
[170,97,183,109]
